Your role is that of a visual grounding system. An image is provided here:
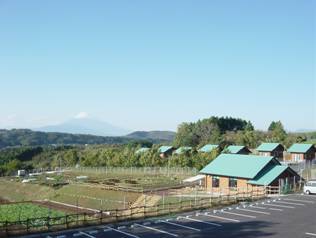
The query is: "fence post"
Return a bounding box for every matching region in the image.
[100,210,103,224]
[5,220,8,236]
[46,216,50,231]
[26,219,29,233]
[65,215,68,229]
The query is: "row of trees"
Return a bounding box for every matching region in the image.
[173,117,309,148]
[0,144,219,176]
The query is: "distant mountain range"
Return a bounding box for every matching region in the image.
[0,117,176,148]
[0,129,175,149]
[37,118,130,136]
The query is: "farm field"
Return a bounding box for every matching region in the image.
[0,179,140,211]
[0,203,65,222]
[0,168,196,211]
[63,168,193,190]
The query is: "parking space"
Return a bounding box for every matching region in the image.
[23,194,316,238]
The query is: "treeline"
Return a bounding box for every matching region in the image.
[173,116,315,148]
[0,129,134,148]
[0,144,219,176]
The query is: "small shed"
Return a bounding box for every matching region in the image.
[287,144,316,162]
[18,170,26,177]
[256,143,285,160]
[158,146,175,158]
[174,146,192,155]
[198,144,219,153]
[226,145,251,155]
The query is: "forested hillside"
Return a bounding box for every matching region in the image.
[0,129,132,148]
[0,129,175,149]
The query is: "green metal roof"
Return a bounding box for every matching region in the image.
[248,165,288,186]
[198,144,219,153]
[287,144,315,153]
[226,145,247,154]
[256,143,282,152]
[200,154,278,179]
[135,147,150,154]
[158,146,174,153]
[174,146,192,155]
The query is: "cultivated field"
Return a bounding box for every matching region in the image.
[0,167,196,211]
[0,203,65,222]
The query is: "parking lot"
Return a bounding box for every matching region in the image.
[23,194,316,238]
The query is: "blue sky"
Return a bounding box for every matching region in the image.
[0,0,315,131]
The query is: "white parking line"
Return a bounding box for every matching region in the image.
[298,195,316,200]
[275,201,305,206]
[249,206,267,210]
[262,203,295,209]
[221,211,256,218]
[237,208,270,215]
[56,236,66,238]
[134,224,179,237]
[268,208,283,211]
[79,232,96,238]
[200,213,240,223]
[178,216,222,227]
[306,232,316,236]
[106,227,140,238]
[161,220,201,231]
[284,198,314,204]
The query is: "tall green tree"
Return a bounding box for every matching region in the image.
[268,121,287,143]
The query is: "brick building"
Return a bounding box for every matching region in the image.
[287,144,316,162]
[200,154,300,191]
[256,143,285,160]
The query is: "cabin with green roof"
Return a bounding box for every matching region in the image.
[174,146,192,155]
[198,144,219,153]
[287,143,315,162]
[226,145,251,155]
[256,143,285,160]
[200,154,300,191]
[158,146,175,158]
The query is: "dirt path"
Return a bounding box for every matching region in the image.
[32,200,97,215]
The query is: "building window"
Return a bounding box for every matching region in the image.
[212,176,219,188]
[293,154,300,162]
[229,178,237,188]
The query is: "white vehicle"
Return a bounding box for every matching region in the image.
[304,180,316,195]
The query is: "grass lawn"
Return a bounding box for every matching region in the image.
[0,203,65,222]
[0,179,55,202]
[53,184,139,210]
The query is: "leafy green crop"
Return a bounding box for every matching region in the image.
[0,203,65,222]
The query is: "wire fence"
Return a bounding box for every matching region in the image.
[282,159,316,181]
[72,167,198,176]
[0,186,285,237]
